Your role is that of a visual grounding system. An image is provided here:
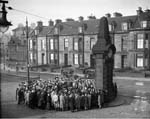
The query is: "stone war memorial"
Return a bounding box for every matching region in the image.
[92,16,117,103]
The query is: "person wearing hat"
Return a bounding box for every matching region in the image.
[75,91,80,111]
[46,89,51,110]
[64,91,69,111]
[24,90,30,106]
[87,91,91,109]
[17,87,25,105]
[84,92,88,110]
[69,91,75,112]
[29,89,36,109]
[98,89,102,109]
[59,92,65,111]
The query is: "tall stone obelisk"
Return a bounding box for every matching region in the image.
[92,17,116,102]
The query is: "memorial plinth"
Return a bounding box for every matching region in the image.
[92,17,116,103]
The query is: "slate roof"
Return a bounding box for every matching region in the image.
[38,26,54,37]
[29,26,54,37]
[12,26,32,33]
[48,20,100,35]
[47,10,150,36]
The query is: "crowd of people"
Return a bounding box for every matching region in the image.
[16,72,107,112]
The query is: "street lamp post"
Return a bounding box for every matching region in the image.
[26,18,30,88]
[0,0,11,71]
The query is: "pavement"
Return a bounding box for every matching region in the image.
[1,69,150,118]
[1,69,150,81]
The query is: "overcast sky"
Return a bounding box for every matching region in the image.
[6,0,150,33]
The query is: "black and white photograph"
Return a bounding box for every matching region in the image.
[0,0,150,118]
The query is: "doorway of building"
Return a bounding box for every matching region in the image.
[90,54,95,68]
[42,53,45,65]
[64,54,68,66]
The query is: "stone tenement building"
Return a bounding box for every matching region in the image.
[28,7,150,70]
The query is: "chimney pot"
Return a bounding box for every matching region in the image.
[79,16,84,22]
[66,18,74,22]
[48,20,54,26]
[136,7,143,16]
[105,13,111,18]
[88,15,96,20]
[113,12,122,17]
[55,19,62,25]
[37,21,43,27]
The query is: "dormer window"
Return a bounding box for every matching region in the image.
[141,21,147,28]
[54,27,59,34]
[109,24,114,32]
[35,30,38,35]
[121,22,128,31]
[78,26,83,33]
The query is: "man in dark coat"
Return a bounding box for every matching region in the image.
[17,88,25,105]
[84,93,88,110]
[75,92,80,111]
[29,89,36,109]
[69,91,75,112]
[64,92,69,111]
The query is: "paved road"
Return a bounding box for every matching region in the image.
[1,72,150,118]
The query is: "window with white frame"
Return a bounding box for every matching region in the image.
[145,33,149,48]
[78,37,83,51]
[122,22,128,31]
[90,38,95,50]
[29,39,32,49]
[122,36,128,51]
[109,24,114,32]
[137,34,144,49]
[30,52,33,62]
[55,53,58,60]
[74,39,78,50]
[74,54,78,65]
[33,54,36,63]
[79,54,83,65]
[54,53,58,64]
[141,21,147,28]
[41,39,45,50]
[51,53,54,60]
[54,39,58,50]
[64,38,69,49]
[35,30,38,35]
[78,26,83,33]
[122,55,127,68]
[54,27,58,34]
[137,54,143,67]
[50,39,54,50]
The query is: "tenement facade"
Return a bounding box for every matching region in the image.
[29,7,150,70]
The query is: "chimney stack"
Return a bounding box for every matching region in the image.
[105,13,111,18]
[145,9,150,13]
[136,7,143,16]
[79,16,84,22]
[37,21,43,27]
[48,20,54,26]
[113,12,122,17]
[66,18,74,22]
[55,19,62,25]
[37,21,43,32]
[88,15,96,20]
